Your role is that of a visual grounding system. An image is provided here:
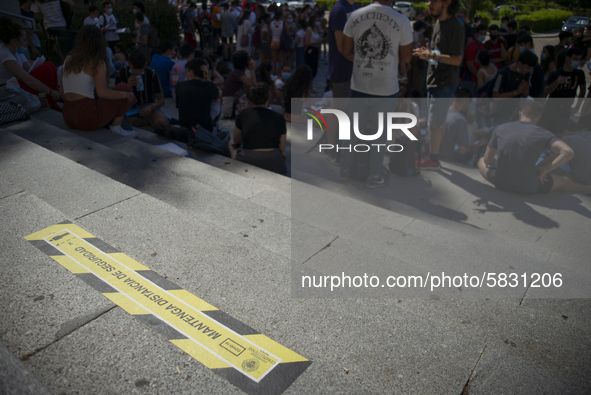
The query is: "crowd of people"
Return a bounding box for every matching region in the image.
[0,0,590,190]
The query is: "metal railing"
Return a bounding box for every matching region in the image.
[0,10,36,31]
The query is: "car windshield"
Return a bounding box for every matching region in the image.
[567,17,589,25]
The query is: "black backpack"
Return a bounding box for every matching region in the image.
[155,124,230,157]
[188,125,230,157]
[388,138,420,177]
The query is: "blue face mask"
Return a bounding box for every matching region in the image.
[570,60,581,69]
[282,72,291,80]
[315,21,320,27]
[478,35,486,42]
[16,47,27,54]
[540,52,547,61]
[458,18,465,24]
[518,45,525,53]
[105,8,113,14]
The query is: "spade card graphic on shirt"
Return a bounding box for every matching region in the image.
[355,23,393,69]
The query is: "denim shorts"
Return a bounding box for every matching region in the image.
[427,86,456,130]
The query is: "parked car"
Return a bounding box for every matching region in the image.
[393,2,416,19]
[287,0,316,10]
[493,5,518,12]
[561,16,590,32]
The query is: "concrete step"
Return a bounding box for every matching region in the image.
[5,118,589,299]
[29,109,292,193]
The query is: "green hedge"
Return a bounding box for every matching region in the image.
[516,9,572,32]
[498,6,515,19]
[71,2,181,52]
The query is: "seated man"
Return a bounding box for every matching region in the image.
[150,39,177,98]
[115,49,168,129]
[176,58,220,132]
[437,89,476,164]
[233,82,287,175]
[170,44,196,96]
[478,101,591,195]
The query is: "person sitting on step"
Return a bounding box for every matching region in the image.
[233,82,287,175]
[61,25,136,136]
[0,16,60,108]
[115,49,169,129]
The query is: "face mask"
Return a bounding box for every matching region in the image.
[106,8,113,14]
[541,52,547,61]
[501,23,505,29]
[570,60,581,69]
[518,45,525,53]
[478,35,486,42]
[490,34,498,41]
[458,18,465,24]
[315,21,320,27]
[516,67,521,74]
[17,47,27,54]
[282,72,291,80]
[132,9,137,14]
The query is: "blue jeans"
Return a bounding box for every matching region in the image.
[341,89,399,179]
[427,85,456,130]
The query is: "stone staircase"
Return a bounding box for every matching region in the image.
[1,109,590,394]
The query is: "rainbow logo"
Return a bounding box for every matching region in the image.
[304,107,328,134]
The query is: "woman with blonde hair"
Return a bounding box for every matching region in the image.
[60,25,136,135]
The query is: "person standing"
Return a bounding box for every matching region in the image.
[304,14,323,80]
[412,0,464,170]
[339,0,413,188]
[99,1,120,50]
[220,3,236,60]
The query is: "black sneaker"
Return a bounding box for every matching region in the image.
[366,174,388,189]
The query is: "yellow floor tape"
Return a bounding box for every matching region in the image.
[26,221,310,394]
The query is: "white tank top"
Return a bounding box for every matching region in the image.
[270,20,283,42]
[62,64,96,98]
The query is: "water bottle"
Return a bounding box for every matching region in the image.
[136,74,144,92]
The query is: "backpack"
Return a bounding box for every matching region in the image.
[188,124,231,157]
[388,138,420,177]
[148,26,161,50]
[201,14,212,36]
[154,123,193,143]
[233,91,250,118]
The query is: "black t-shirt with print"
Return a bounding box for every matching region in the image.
[546,67,586,99]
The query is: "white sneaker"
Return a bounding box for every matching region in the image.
[110,124,137,138]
